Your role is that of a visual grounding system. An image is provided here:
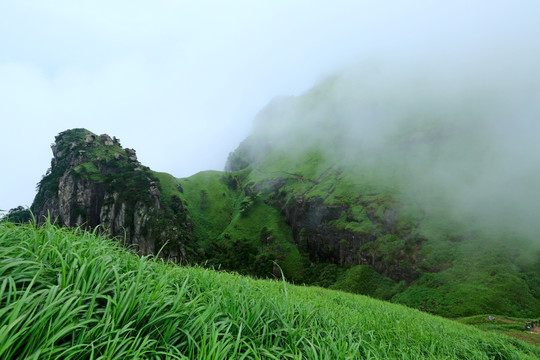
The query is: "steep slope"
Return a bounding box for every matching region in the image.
[2,221,539,359]
[32,128,191,260]
[153,170,306,281]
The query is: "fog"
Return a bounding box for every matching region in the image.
[1,1,539,217]
[248,46,540,240]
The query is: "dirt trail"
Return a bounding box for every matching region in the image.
[487,317,520,324]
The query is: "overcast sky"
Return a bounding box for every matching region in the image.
[1,0,539,212]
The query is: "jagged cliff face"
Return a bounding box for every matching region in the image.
[276,195,420,281]
[32,129,189,260]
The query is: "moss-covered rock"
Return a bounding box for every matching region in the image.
[32,128,190,260]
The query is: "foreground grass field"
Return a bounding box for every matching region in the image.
[1,221,539,359]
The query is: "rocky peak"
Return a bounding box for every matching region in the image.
[32,128,189,261]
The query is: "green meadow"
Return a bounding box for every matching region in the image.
[1,220,538,359]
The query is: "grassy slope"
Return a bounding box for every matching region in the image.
[242,147,540,317]
[154,171,237,242]
[1,221,539,359]
[393,237,540,317]
[155,153,540,318]
[456,315,540,348]
[154,170,305,281]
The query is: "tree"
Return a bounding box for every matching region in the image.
[2,206,32,224]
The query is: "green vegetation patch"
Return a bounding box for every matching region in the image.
[217,198,305,282]
[175,171,238,242]
[331,264,400,300]
[393,243,540,318]
[1,221,538,359]
[72,161,105,182]
[456,315,540,347]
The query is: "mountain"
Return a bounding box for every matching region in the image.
[31,70,540,318]
[31,129,191,260]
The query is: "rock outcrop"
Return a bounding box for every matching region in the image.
[32,128,189,261]
[274,193,422,282]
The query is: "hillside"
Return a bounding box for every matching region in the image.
[1,221,539,359]
[162,72,540,318]
[28,67,540,319]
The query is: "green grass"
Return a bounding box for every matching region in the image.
[55,128,127,162]
[72,162,105,182]
[153,170,306,282]
[455,315,540,347]
[216,198,305,282]
[175,171,238,242]
[330,265,399,300]
[1,221,539,359]
[393,238,540,318]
